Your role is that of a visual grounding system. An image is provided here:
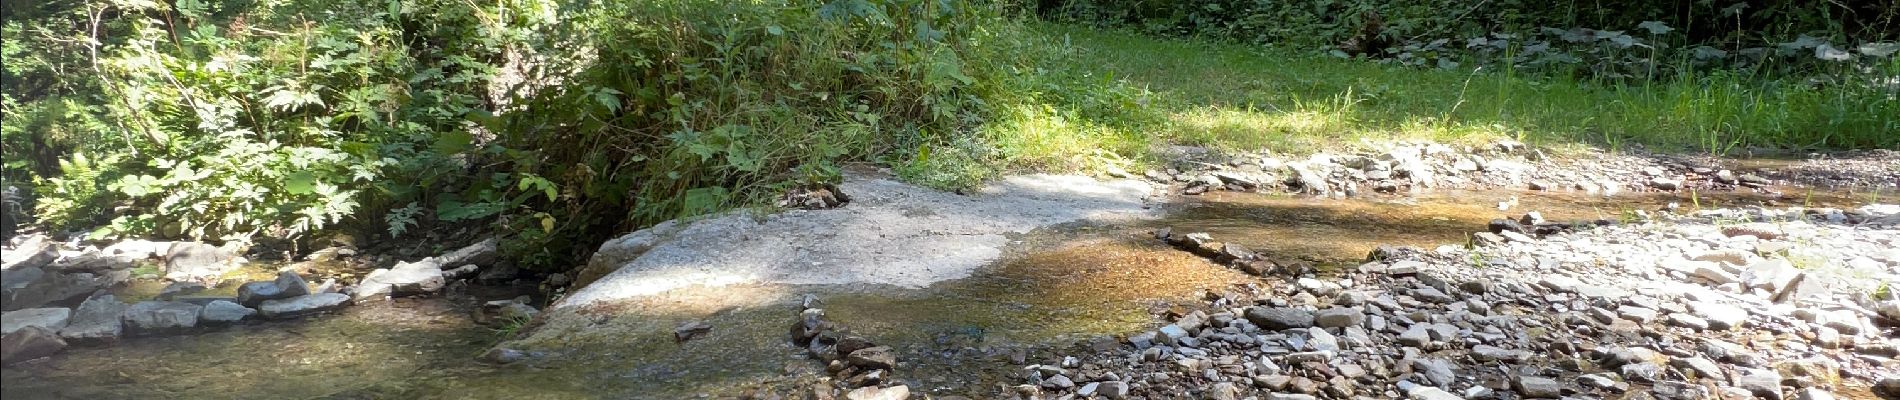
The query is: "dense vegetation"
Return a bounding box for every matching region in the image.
[2,0,1894,269]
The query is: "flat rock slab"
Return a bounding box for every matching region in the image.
[0,326,66,366]
[59,294,126,344]
[260,293,349,319]
[352,261,446,302]
[1,308,71,336]
[123,301,203,334]
[558,174,1151,308]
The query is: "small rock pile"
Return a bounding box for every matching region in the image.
[1019,203,1898,400]
[789,296,912,400]
[1154,228,1316,277]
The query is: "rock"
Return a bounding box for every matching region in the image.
[1246,307,1315,331]
[3,269,122,311]
[47,251,138,273]
[0,326,66,366]
[1578,373,1623,391]
[481,347,529,364]
[235,271,311,307]
[1736,368,1783,400]
[843,385,909,400]
[258,293,350,319]
[101,240,169,260]
[1714,170,1738,184]
[353,260,447,302]
[1,307,71,336]
[674,321,712,343]
[437,238,500,268]
[1415,358,1456,387]
[198,300,255,325]
[58,294,125,344]
[122,301,202,334]
[1723,224,1784,240]
[1689,301,1748,330]
[1515,376,1563,398]
[2,237,60,271]
[163,242,240,283]
[1792,388,1833,400]
[1407,386,1463,400]
[846,346,896,370]
[477,264,521,284]
[1472,345,1529,362]
[1528,181,1552,191]
[1666,313,1709,330]
[1266,393,1317,400]
[1314,307,1365,328]
[1411,287,1455,303]
[1617,306,1658,323]
[441,264,480,280]
[1669,357,1725,381]
[1090,381,1130,399]
[1651,380,1708,400]
[1620,362,1664,382]
[1207,382,1242,400]
[1650,178,1681,191]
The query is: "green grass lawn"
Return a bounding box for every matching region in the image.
[978,23,1898,173]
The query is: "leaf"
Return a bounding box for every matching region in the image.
[285,172,317,195]
[678,186,729,218]
[766,25,784,36]
[1636,21,1673,35]
[1692,46,1728,60]
[433,131,474,155]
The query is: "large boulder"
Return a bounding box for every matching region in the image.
[259,293,349,319]
[2,269,124,311]
[122,301,204,334]
[352,261,446,303]
[235,271,310,307]
[1,307,71,336]
[47,250,139,273]
[100,240,171,260]
[2,236,60,272]
[59,294,127,345]
[164,242,241,283]
[0,326,66,366]
[1246,307,1316,331]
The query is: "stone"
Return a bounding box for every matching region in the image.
[1689,301,1748,330]
[47,251,138,273]
[1723,224,1784,240]
[673,321,712,343]
[1650,178,1681,191]
[1411,287,1455,303]
[1407,386,1463,400]
[58,294,125,344]
[1651,380,1708,400]
[258,293,349,319]
[3,269,122,311]
[846,346,896,370]
[1618,306,1659,323]
[1736,368,1783,400]
[199,300,255,325]
[1245,307,1315,331]
[353,260,447,302]
[1208,382,1242,400]
[1515,375,1563,398]
[1,307,70,336]
[1666,313,1710,330]
[1091,381,1130,399]
[0,326,66,366]
[163,242,240,283]
[1669,357,1725,381]
[442,264,480,280]
[437,238,500,268]
[1792,388,1833,400]
[1415,358,1456,387]
[1314,307,1365,328]
[1472,345,1529,362]
[843,385,909,400]
[235,271,311,307]
[122,301,202,334]
[1621,362,1663,382]
[1266,394,1317,400]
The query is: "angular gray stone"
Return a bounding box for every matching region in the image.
[0,325,66,366]
[1407,386,1463,400]
[1736,368,1783,400]
[1245,307,1315,331]
[1314,307,1365,328]
[1472,345,1529,362]
[1,237,60,272]
[259,293,349,319]
[1415,358,1456,387]
[1791,388,1833,400]
[199,300,256,325]
[1669,357,1725,381]
[236,271,311,307]
[352,260,446,302]
[1,307,70,336]
[122,301,202,334]
[3,269,122,311]
[58,294,126,344]
[1689,301,1748,330]
[843,385,909,400]
[164,242,240,282]
[1515,375,1563,398]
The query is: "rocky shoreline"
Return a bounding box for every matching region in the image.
[1002,204,1899,400]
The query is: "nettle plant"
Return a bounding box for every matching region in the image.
[1376,21,1899,80]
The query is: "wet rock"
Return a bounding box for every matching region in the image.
[122,301,202,334]
[235,271,310,307]
[353,260,447,302]
[1246,307,1315,331]
[674,321,712,343]
[1,307,70,336]
[199,300,255,325]
[843,385,908,400]
[477,264,520,284]
[58,294,125,344]
[0,326,65,366]
[258,293,349,319]
[1515,375,1563,398]
[846,346,896,370]
[163,242,240,283]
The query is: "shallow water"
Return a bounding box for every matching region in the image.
[2,187,1874,399]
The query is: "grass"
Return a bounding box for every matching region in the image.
[973,23,1899,175]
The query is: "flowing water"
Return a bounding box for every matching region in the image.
[1,186,1876,399]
